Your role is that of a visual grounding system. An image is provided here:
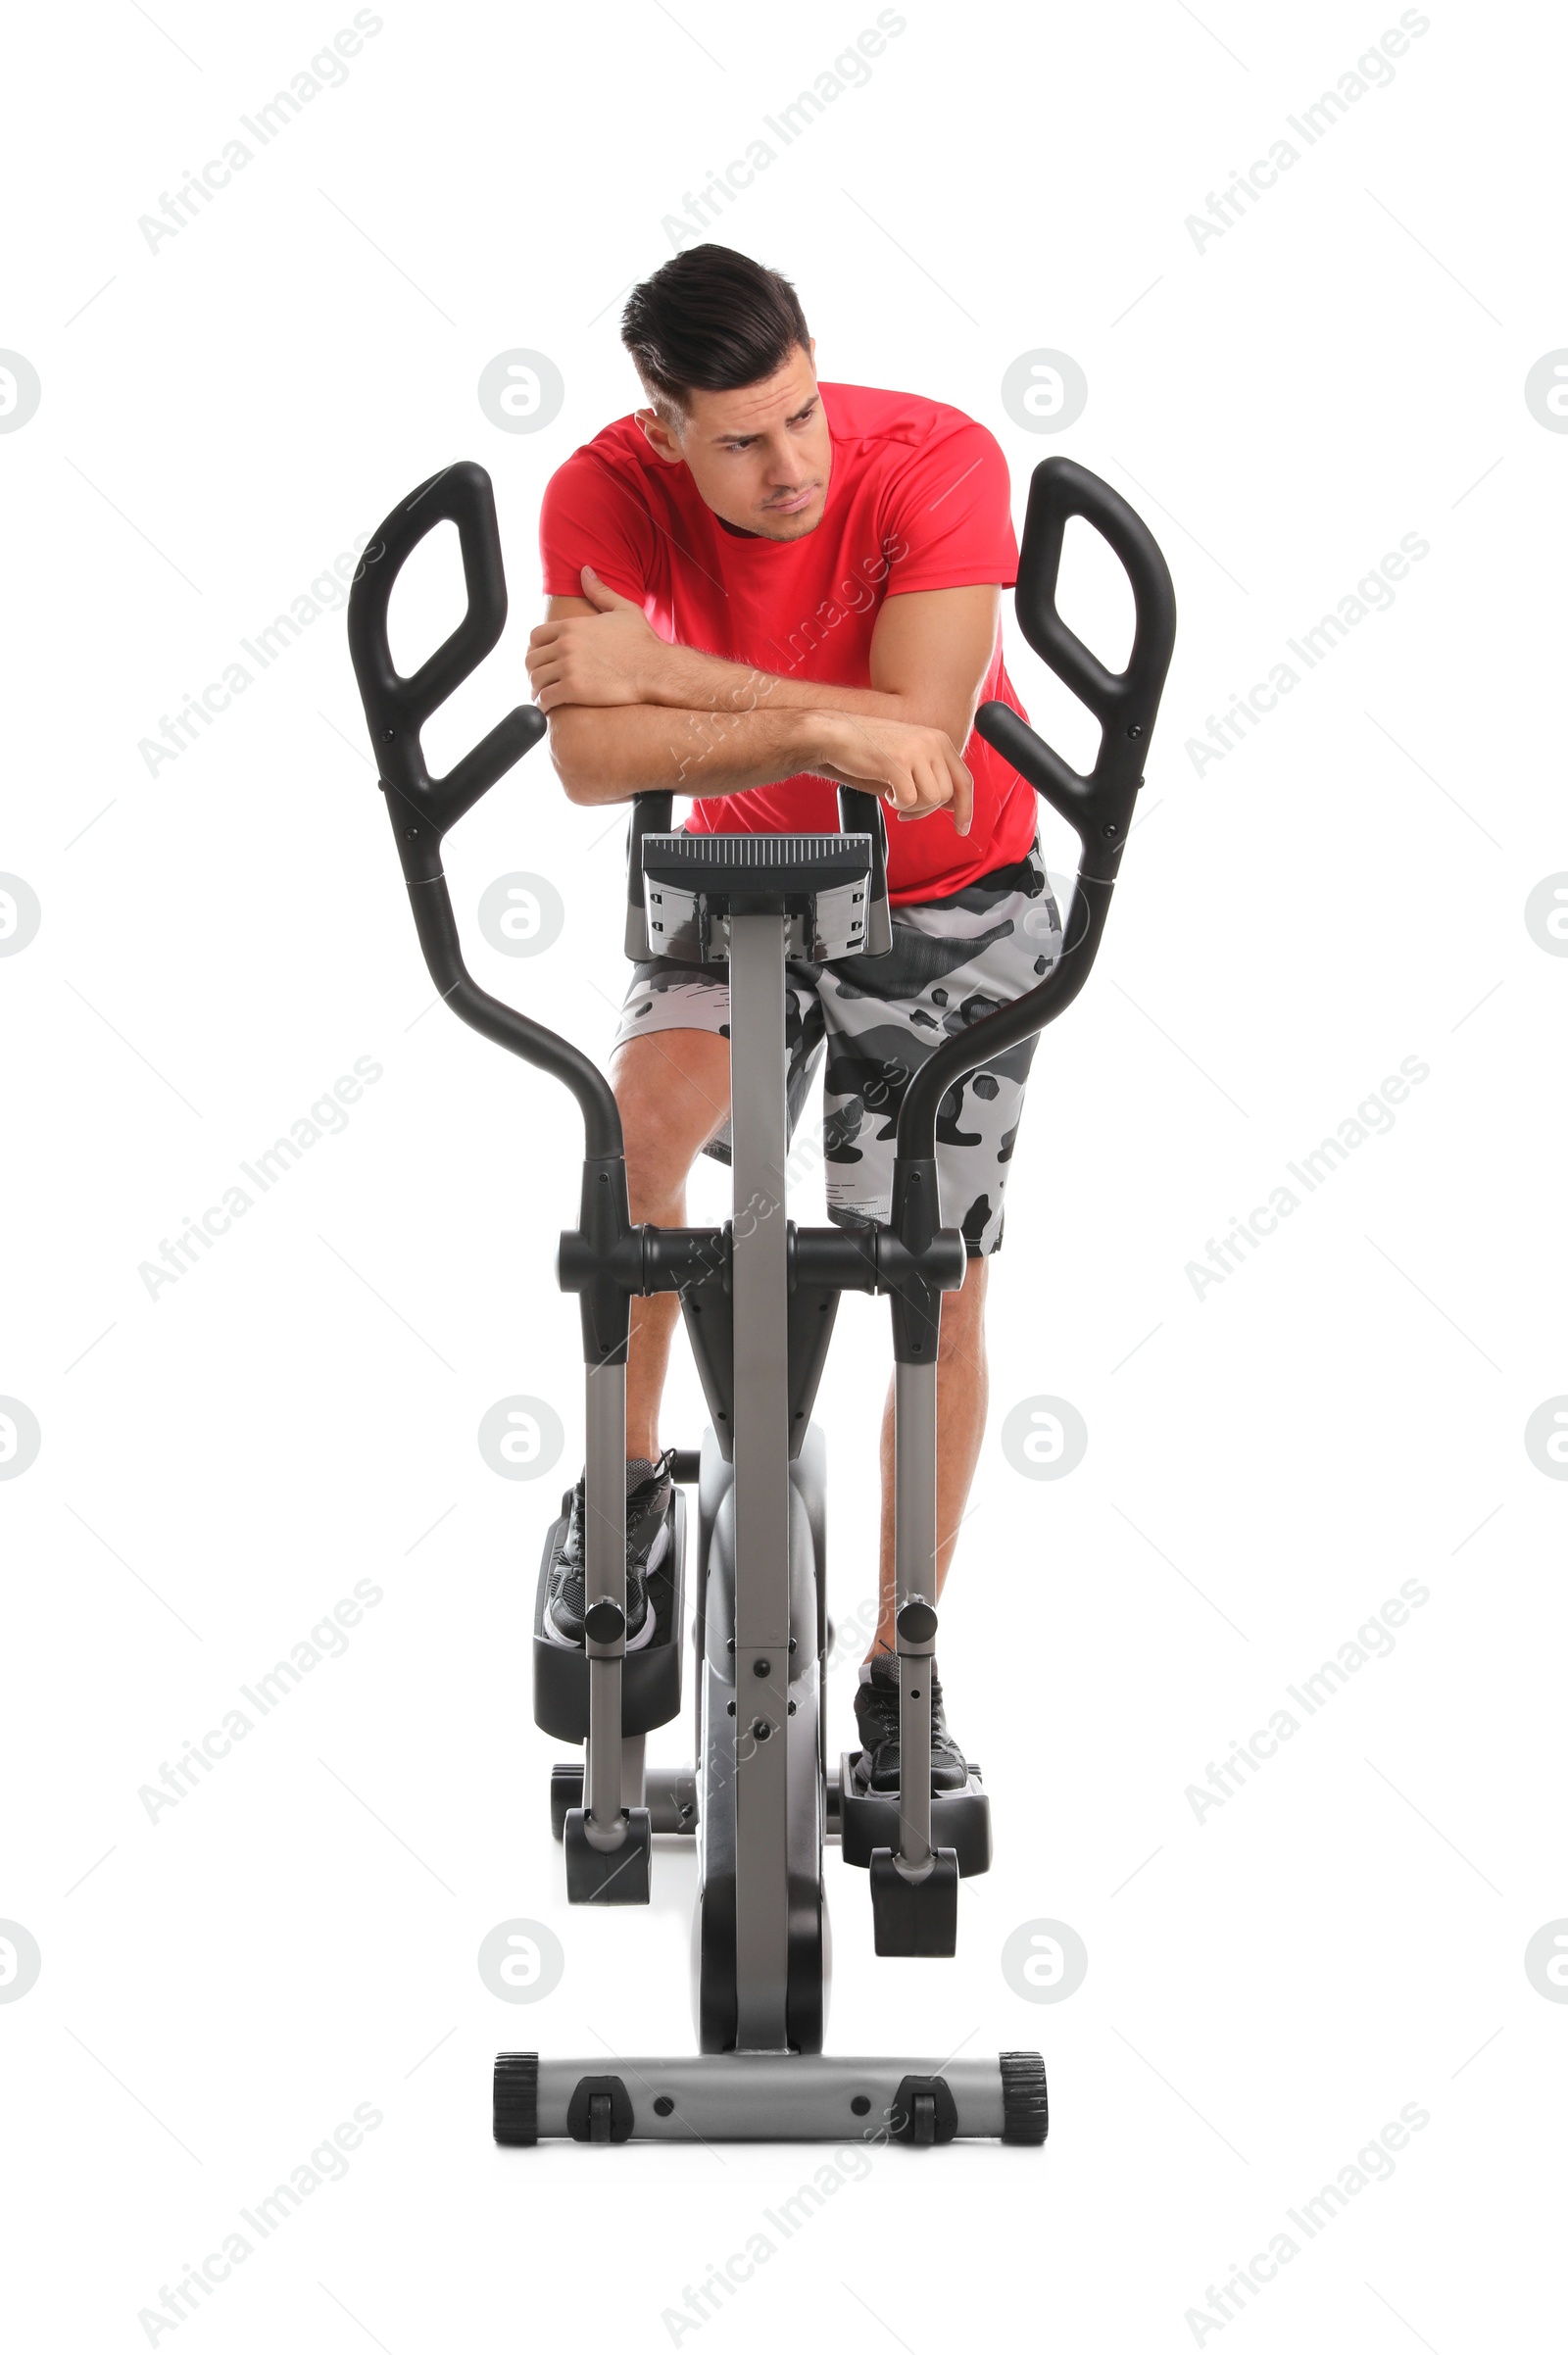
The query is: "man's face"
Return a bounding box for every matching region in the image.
[637,339,831,541]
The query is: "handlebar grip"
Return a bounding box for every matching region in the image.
[443,705,549,810]
[977,455,1176,844]
[348,459,623,1162]
[348,458,542,836]
[972,701,1083,818]
[890,458,1176,1176]
[1011,456,1176,726]
[349,460,507,722]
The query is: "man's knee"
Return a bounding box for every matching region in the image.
[612,1031,730,1202]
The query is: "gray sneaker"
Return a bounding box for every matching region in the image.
[545,1449,675,1648]
[853,1656,969,1792]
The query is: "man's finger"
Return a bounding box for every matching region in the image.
[913,757,949,811]
[579,564,634,610]
[949,750,973,836]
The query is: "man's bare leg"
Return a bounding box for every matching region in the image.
[867,1253,990,1663]
[610,1023,992,1663]
[609,1027,732,1461]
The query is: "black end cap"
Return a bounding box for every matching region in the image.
[582,1597,625,1645]
[1001,2049,1050,2145]
[566,2074,634,2143]
[494,2051,538,2146]
[890,2073,958,2146]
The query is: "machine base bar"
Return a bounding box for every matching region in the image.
[498,2052,1046,2142]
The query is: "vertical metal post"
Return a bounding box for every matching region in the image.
[727,912,793,2051]
[582,1356,628,1847]
[894,1359,938,1871]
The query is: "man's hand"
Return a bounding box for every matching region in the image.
[808,711,973,836]
[526,566,669,711]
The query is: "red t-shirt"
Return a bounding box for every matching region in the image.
[537,382,1038,904]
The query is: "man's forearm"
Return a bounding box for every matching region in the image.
[547,699,838,807]
[648,641,915,729]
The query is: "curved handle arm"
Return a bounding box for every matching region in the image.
[347,459,622,1158]
[891,457,1176,1173]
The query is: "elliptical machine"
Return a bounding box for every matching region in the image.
[347,450,1175,2145]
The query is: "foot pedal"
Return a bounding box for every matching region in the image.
[563,1807,652,1904]
[868,1846,959,1957]
[533,1490,686,1742]
[840,1752,992,1877]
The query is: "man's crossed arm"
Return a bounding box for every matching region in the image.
[526,566,1004,838]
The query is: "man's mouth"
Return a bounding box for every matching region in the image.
[765,486,816,515]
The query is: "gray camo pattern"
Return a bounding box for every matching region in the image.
[612,845,1061,1254]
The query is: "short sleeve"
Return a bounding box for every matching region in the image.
[880,417,1018,597]
[538,450,659,607]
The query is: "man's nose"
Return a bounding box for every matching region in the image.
[764,441,809,483]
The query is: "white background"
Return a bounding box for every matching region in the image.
[3,1,1565,2348]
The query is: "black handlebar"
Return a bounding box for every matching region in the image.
[347,460,624,1160]
[348,460,546,832]
[891,455,1176,1164]
[994,453,1177,828]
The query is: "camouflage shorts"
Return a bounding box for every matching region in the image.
[612,844,1061,1256]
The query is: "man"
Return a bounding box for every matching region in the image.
[528,243,1058,1792]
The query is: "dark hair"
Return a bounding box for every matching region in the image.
[620,244,810,421]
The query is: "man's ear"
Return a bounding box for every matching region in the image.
[633,408,685,466]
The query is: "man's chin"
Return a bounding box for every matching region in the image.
[756,497,823,541]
